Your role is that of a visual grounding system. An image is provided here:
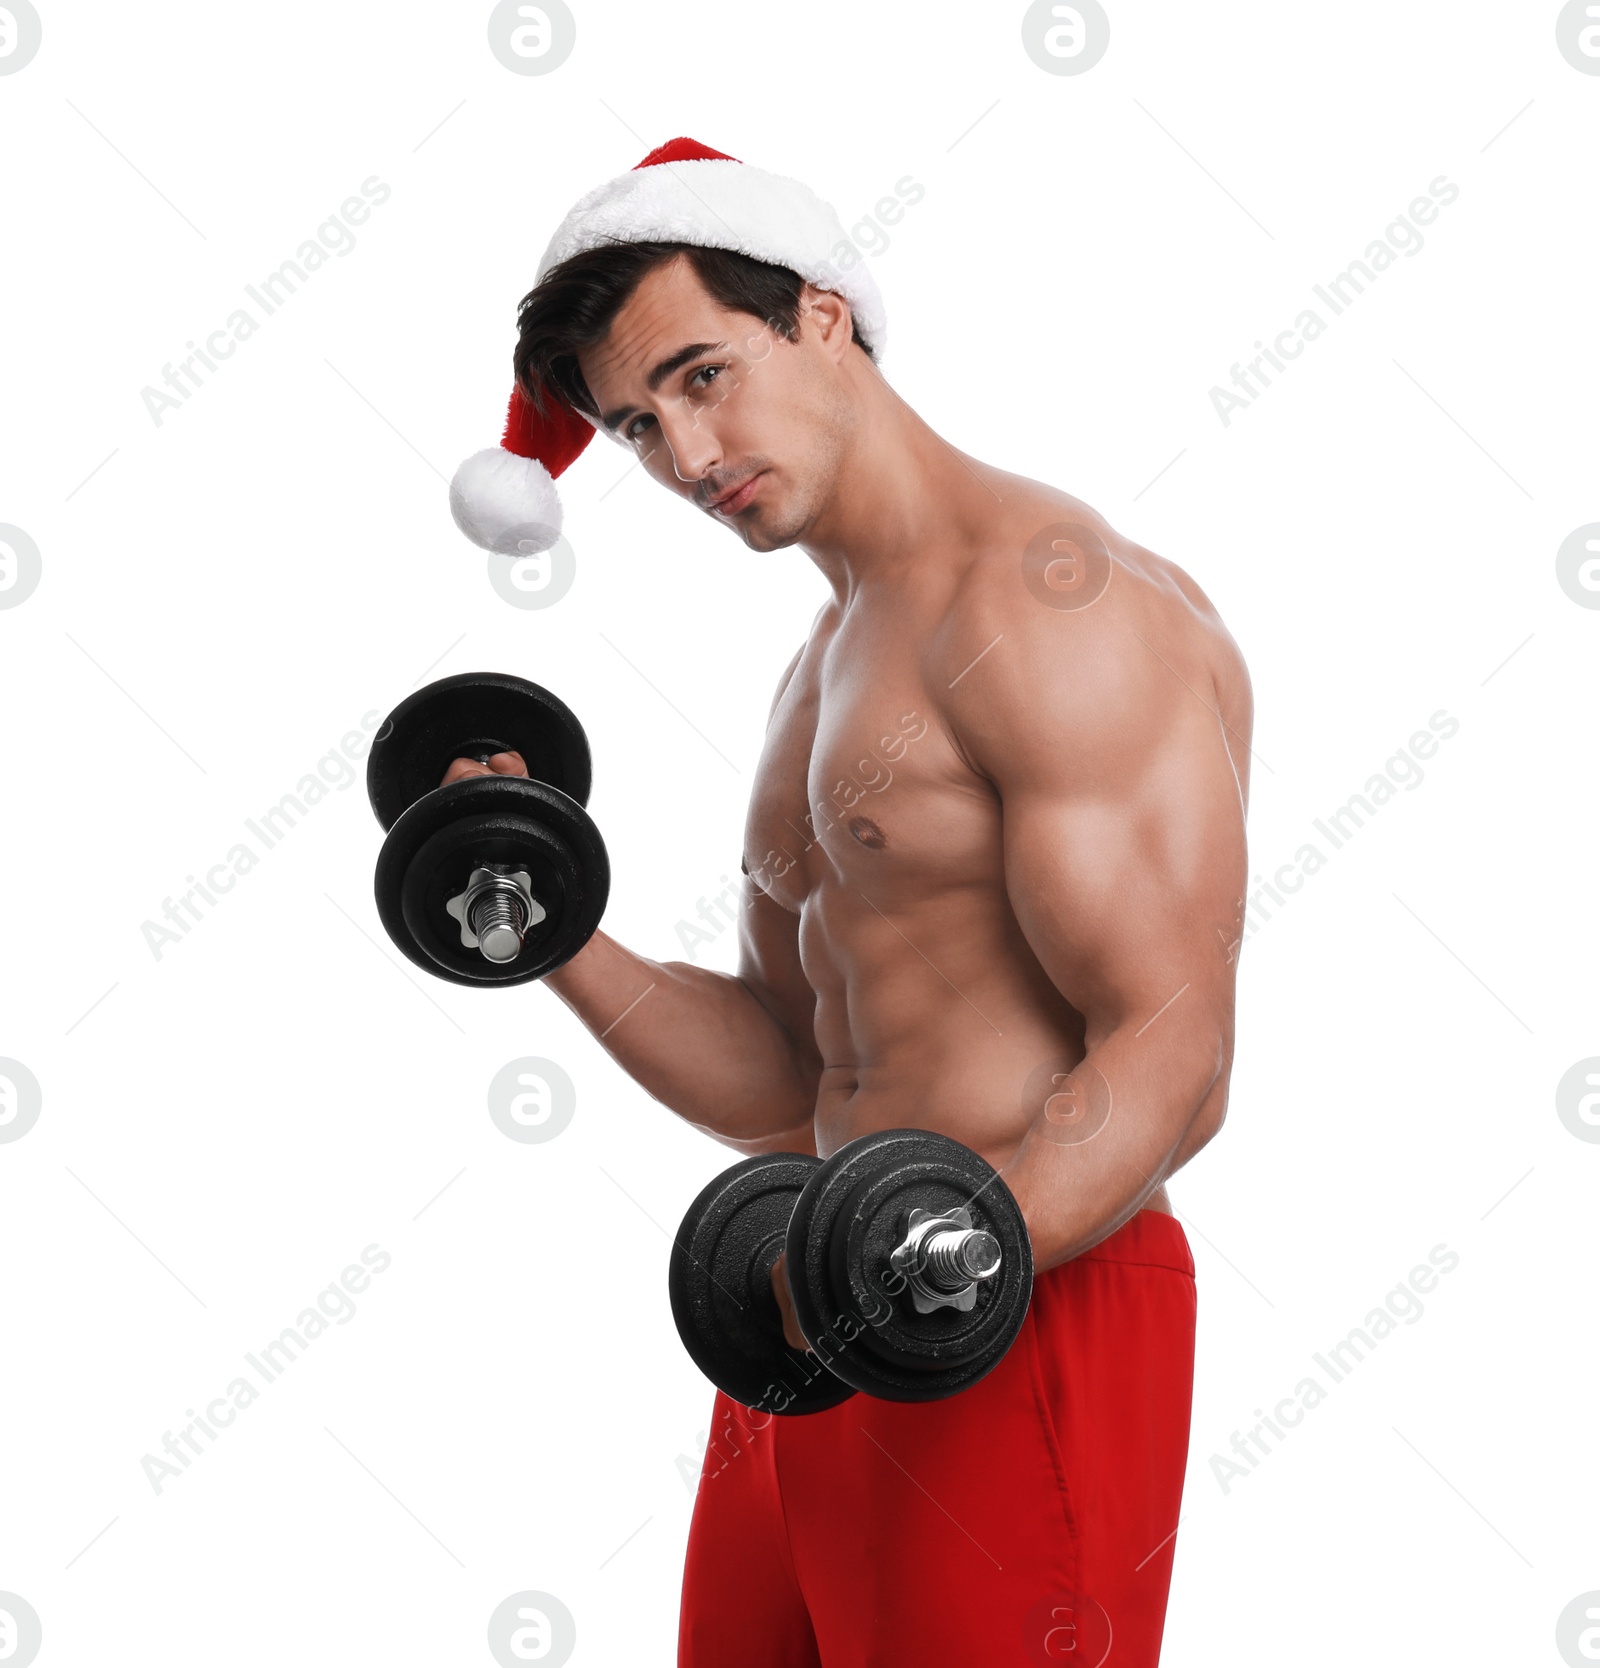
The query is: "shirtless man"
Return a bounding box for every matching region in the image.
[445,139,1250,1667]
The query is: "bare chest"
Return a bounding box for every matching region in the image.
[742,627,1000,911]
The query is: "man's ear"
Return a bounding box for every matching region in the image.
[797,283,856,362]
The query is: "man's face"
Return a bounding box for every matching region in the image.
[576,254,855,551]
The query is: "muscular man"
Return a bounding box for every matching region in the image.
[447,139,1250,1666]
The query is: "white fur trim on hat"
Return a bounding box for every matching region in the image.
[448,448,564,556]
[537,158,888,361]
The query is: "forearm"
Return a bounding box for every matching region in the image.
[999,1026,1223,1271]
[544,929,819,1148]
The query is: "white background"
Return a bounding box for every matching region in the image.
[1,2,1596,1663]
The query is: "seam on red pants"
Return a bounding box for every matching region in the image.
[1020,1309,1082,1592]
[1072,1254,1198,1276]
[766,1413,813,1620]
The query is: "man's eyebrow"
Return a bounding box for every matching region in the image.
[600,340,728,432]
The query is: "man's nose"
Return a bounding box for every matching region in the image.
[652,405,721,493]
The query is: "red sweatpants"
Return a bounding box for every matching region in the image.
[678,1209,1196,1667]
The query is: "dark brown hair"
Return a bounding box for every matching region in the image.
[512,240,874,423]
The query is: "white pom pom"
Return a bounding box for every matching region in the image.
[448,447,563,555]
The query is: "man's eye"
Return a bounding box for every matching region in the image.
[626,366,724,441]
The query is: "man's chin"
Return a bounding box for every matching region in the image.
[721,493,803,552]
[736,517,802,553]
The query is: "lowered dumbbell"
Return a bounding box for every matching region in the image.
[365,671,609,985]
[785,1128,1033,1403]
[670,1128,1033,1414]
[669,1154,859,1417]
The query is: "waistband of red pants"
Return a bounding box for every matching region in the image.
[1057,1207,1195,1277]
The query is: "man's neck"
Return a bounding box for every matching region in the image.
[799,371,1009,603]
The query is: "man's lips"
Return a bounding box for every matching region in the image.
[707,472,764,515]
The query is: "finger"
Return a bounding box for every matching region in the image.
[439,750,530,788]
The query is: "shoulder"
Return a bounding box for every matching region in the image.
[927,491,1249,788]
[766,599,834,724]
[768,640,806,723]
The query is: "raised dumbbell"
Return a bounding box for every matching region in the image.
[669,1129,1033,1413]
[365,671,609,985]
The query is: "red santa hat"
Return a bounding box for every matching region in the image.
[449,136,889,555]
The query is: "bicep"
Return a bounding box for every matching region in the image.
[735,875,822,1074]
[730,633,824,1065]
[1000,718,1245,1045]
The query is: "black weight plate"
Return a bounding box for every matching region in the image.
[374,774,608,986]
[367,671,592,831]
[785,1128,1033,1403]
[831,1150,1032,1372]
[669,1155,857,1418]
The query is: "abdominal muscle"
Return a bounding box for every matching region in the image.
[796,884,1175,1216]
